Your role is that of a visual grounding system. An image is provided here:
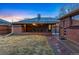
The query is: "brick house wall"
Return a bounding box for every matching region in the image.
[0,25,11,34]
[66,28,79,43]
[12,25,23,33]
[59,16,79,45]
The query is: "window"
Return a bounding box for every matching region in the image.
[72,14,79,26]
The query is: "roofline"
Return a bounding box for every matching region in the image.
[12,22,58,25]
[58,9,79,20]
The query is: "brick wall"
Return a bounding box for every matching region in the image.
[64,17,71,28]
[12,25,23,33]
[66,28,79,44]
[60,17,79,45]
[0,25,11,34]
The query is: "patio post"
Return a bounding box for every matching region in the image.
[11,18,14,34]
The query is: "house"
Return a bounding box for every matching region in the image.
[0,19,11,34]
[0,14,59,35]
[12,14,58,34]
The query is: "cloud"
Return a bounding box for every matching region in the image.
[0,16,24,22]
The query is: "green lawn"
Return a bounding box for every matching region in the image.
[0,35,54,55]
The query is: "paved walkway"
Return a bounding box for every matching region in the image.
[61,40,79,54]
[48,35,72,55]
[48,34,79,55]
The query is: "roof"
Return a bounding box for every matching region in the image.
[19,17,58,24]
[0,19,10,25]
[58,9,79,20]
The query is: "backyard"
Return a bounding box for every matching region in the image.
[0,35,54,55]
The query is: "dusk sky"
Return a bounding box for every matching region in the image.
[0,3,72,22]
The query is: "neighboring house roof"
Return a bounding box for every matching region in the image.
[19,17,58,24]
[0,19,10,25]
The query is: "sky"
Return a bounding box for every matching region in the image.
[0,3,70,22]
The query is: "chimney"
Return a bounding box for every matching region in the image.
[37,14,41,20]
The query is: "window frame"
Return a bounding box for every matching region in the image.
[71,14,79,26]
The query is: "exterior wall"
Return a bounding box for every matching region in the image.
[59,20,65,37]
[60,17,71,37]
[26,24,50,32]
[13,25,23,33]
[59,14,79,45]
[0,25,11,34]
[12,24,53,34]
[52,23,59,34]
[56,23,59,33]
[26,26,33,32]
[64,17,71,28]
[65,28,79,44]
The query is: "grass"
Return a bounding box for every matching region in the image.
[0,35,54,55]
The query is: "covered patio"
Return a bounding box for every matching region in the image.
[11,15,58,34]
[12,22,55,34]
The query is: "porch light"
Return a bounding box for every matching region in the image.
[32,23,37,26]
